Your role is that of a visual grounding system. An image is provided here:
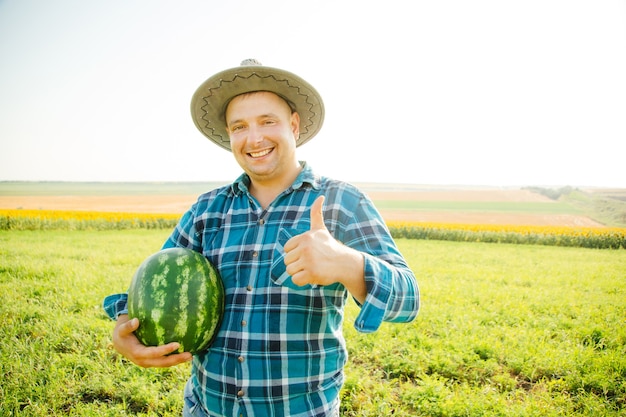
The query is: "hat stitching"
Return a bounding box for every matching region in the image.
[198,72,317,145]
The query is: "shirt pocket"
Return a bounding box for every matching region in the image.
[270,227,315,291]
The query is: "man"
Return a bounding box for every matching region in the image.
[104,59,420,417]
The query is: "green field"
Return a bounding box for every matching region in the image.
[0,181,228,196]
[1,230,624,416]
[373,200,582,215]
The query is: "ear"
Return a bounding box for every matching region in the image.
[290,111,300,139]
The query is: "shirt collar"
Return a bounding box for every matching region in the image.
[231,161,321,196]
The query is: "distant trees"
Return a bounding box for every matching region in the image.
[523,186,575,200]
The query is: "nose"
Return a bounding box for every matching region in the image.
[247,124,264,144]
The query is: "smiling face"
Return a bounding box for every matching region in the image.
[225,91,301,190]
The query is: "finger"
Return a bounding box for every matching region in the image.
[137,344,192,368]
[113,315,136,337]
[290,270,309,287]
[119,317,139,336]
[154,351,193,367]
[283,230,307,254]
[154,341,183,356]
[309,195,326,231]
[283,245,299,264]
[285,257,304,277]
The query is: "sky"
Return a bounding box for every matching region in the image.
[1,0,625,188]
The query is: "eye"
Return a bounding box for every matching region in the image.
[230,124,245,133]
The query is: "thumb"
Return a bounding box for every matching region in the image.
[309,195,326,231]
[121,317,139,335]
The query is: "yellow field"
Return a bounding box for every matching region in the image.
[386,220,626,238]
[0,209,180,230]
[2,209,624,249]
[0,188,604,227]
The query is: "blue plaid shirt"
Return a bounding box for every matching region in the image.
[104,162,419,417]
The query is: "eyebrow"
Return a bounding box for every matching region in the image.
[227,113,280,127]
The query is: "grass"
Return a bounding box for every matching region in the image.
[342,240,626,416]
[1,230,625,416]
[563,189,626,227]
[374,200,582,215]
[523,186,626,227]
[0,181,227,196]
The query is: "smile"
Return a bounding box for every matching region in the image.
[248,148,273,158]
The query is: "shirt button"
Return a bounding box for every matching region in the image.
[237,390,245,397]
[246,285,252,291]
[241,320,247,326]
[238,356,245,363]
[252,251,258,258]
[259,218,265,225]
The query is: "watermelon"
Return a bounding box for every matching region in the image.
[127,247,224,354]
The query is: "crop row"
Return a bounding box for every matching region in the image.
[386,221,626,249]
[1,209,624,249]
[0,209,180,231]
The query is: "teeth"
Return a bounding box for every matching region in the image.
[249,149,271,158]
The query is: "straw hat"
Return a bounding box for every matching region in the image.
[190,59,325,151]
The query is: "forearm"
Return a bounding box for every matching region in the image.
[336,247,367,305]
[353,253,420,333]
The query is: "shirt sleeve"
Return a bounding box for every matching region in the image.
[161,206,202,251]
[102,293,129,320]
[343,195,420,333]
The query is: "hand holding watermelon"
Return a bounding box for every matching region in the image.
[112,314,192,368]
[112,248,225,366]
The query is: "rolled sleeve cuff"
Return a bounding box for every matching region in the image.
[353,254,392,333]
[103,293,129,320]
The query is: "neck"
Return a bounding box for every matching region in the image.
[248,162,302,209]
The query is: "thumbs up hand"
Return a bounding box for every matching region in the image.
[283,196,366,301]
[283,196,332,287]
[308,194,327,232]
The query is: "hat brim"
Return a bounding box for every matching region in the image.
[190,65,324,151]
